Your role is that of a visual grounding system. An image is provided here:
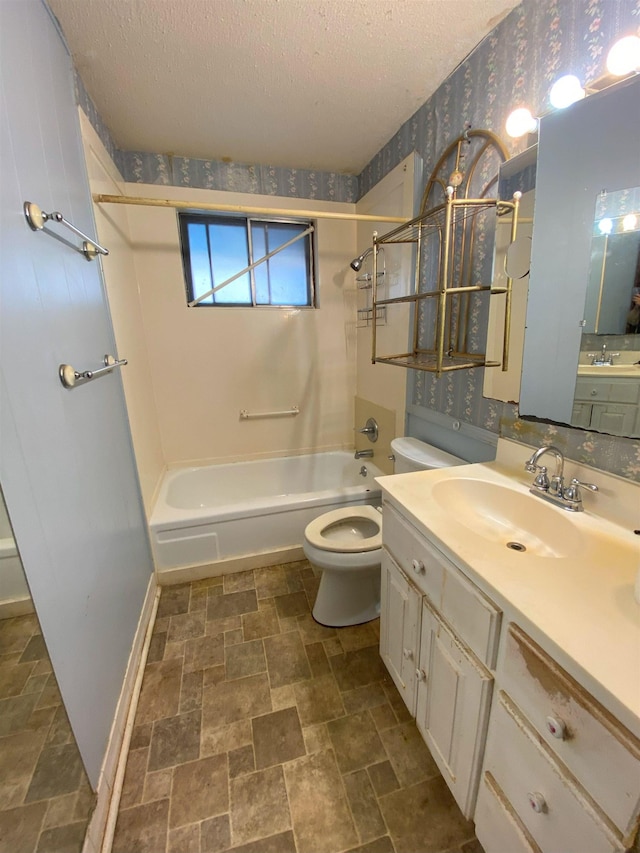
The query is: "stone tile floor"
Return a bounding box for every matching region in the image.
[0,612,95,853]
[113,562,484,853]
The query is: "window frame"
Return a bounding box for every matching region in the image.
[178,211,318,309]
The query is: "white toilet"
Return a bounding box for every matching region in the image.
[304,437,464,627]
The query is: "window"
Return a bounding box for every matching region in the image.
[179,212,316,307]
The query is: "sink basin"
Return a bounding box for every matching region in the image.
[432,478,584,558]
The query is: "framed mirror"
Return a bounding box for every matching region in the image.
[518,73,640,437]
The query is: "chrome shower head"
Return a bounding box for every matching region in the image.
[350,248,372,272]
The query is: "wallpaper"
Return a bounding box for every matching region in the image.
[358,0,640,481]
[75,0,640,479]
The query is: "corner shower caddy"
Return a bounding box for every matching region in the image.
[370,129,521,377]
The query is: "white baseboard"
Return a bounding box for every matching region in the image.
[82,573,159,853]
[155,545,306,586]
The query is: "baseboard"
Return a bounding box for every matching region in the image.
[0,595,35,619]
[156,545,306,586]
[82,573,159,853]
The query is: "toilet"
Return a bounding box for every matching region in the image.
[304,437,464,627]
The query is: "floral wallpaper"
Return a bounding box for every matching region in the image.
[359,0,640,481]
[75,0,640,479]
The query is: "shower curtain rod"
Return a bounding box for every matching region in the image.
[92,193,406,224]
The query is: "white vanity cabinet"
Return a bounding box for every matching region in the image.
[380,501,501,818]
[475,624,640,853]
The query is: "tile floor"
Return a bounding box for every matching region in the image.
[113,562,484,853]
[0,612,96,853]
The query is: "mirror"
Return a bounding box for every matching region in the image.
[0,488,95,850]
[518,73,640,437]
[583,186,640,335]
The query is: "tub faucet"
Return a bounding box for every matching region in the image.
[355,449,374,459]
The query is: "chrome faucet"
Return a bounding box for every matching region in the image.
[355,449,374,459]
[587,343,620,366]
[525,445,565,497]
[524,445,598,512]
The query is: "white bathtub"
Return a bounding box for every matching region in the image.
[149,451,383,575]
[0,536,34,618]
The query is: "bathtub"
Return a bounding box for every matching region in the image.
[0,536,34,618]
[149,451,383,576]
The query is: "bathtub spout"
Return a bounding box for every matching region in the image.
[354,449,373,459]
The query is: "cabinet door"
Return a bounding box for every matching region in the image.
[571,401,592,429]
[380,550,421,716]
[590,403,636,435]
[416,598,493,818]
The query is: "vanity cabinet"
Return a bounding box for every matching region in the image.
[380,501,501,818]
[571,376,640,435]
[475,624,640,853]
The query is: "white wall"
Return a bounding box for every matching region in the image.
[354,154,418,439]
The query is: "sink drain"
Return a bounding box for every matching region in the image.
[506,541,526,552]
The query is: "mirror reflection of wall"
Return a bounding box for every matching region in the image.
[0,488,95,853]
[583,186,640,336]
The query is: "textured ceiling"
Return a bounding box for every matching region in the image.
[49,0,519,174]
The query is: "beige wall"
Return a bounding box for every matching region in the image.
[81,109,415,512]
[81,113,165,515]
[355,155,417,439]
[88,170,357,469]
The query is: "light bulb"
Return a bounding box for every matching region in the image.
[606,35,640,76]
[598,218,613,235]
[549,75,585,109]
[623,214,638,232]
[505,107,538,139]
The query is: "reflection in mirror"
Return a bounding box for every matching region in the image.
[0,488,95,853]
[583,187,640,335]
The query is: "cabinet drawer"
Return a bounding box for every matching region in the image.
[500,625,640,838]
[382,502,443,604]
[475,772,541,853]
[484,692,625,853]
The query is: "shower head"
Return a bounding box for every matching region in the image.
[350,248,373,272]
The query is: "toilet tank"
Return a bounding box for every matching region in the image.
[391,437,464,473]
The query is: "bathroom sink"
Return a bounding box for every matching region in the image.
[432,478,584,558]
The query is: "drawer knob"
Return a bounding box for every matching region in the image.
[527,792,547,814]
[403,648,414,660]
[415,668,426,681]
[546,716,567,740]
[412,559,425,574]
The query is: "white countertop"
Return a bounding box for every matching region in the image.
[376,438,640,737]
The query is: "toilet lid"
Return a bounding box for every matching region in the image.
[305,505,382,553]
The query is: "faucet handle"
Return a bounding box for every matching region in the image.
[532,466,550,491]
[563,478,598,504]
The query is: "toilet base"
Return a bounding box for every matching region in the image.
[310,563,381,628]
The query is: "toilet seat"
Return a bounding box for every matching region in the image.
[304,505,382,553]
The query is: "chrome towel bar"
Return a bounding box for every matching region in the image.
[240,406,300,420]
[24,201,109,261]
[59,355,127,389]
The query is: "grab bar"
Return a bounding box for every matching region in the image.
[59,355,127,389]
[240,406,300,420]
[24,201,109,261]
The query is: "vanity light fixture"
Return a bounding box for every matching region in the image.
[549,74,585,109]
[505,107,538,139]
[622,213,638,232]
[598,217,613,235]
[606,34,640,77]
